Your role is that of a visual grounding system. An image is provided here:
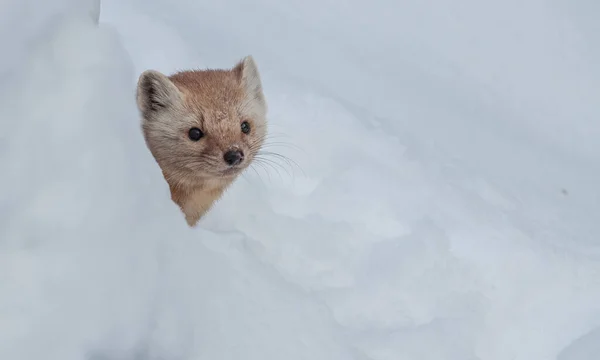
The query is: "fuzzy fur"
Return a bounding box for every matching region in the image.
[136,56,267,226]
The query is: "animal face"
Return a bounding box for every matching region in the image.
[136,56,267,185]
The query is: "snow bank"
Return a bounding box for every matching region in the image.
[99,0,600,359]
[0,6,352,360]
[1,0,600,360]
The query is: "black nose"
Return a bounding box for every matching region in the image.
[223,149,244,166]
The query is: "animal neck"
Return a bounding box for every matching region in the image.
[162,169,232,227]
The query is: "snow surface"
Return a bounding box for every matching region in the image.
[1,0,600,359]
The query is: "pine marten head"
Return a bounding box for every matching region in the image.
[136,56,267,187]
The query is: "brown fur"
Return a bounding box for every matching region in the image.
[136,56,267,226]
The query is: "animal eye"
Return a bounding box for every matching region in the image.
[188,127,204,141]
[241,121,251,134]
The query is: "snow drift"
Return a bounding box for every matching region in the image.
[1,0,600,359]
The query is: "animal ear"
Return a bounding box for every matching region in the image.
[136,70,183,116]
[234,56,265,103]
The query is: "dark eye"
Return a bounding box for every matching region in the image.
[241,121,251,134]
[188,127,204,141]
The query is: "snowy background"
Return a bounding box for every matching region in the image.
[1,0,600,359]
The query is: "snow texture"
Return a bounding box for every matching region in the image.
[1,0,600,359]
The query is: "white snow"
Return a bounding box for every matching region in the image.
[1,0,600,359]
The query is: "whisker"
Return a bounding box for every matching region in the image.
[257,151,305,177]
[254,158,284,181]
[242,164,263,184]
[258,151,297,171]
[261,143,304,154]
[255,155,294,181]
[250,160,273,183]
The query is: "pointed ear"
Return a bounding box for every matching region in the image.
[234,56,265,103]
[136,70,183,116]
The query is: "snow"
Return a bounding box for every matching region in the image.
[1,0,599,359]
